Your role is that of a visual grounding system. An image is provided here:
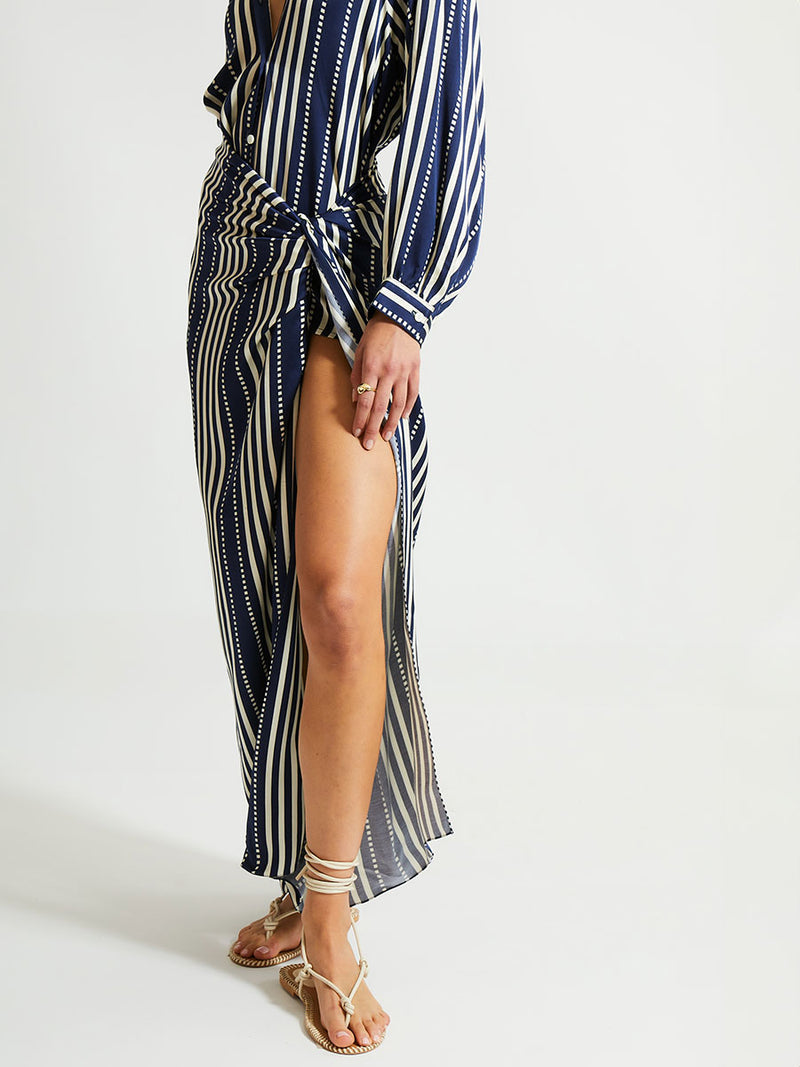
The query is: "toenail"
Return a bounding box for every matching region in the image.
[336,1032,349,1039]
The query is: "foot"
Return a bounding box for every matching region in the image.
[301,909,390,1049]
[232,893,301,960]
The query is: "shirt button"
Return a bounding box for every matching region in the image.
[246,133,255,145]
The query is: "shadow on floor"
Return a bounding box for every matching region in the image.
[0,779,284,979]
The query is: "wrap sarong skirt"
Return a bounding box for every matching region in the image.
[186,134,452,910]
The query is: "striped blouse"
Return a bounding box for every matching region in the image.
[202,0,486,348]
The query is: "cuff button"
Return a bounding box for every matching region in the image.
[412,310,425,323]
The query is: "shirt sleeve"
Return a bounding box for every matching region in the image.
[367,0,487,347]
[202,3,244,121]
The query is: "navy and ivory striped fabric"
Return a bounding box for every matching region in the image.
[186,0,486,910]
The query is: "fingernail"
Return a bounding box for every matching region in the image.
[365,439,373,450]
[354,428,362,438]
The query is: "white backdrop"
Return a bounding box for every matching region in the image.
[1,1,798,1064]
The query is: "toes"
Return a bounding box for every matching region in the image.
[234,934,262,958]
[352,1021,373,1047]
[326,1004,355,1048]
[237,935,272,959]
[365,1021,383,1044]
[253,942,274,958]
[330,1027,355,1048]
[233,929,252,952]
[347,1014,381,1047]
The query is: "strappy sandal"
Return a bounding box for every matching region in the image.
[279,844,385,1054]
[228,893,301,967]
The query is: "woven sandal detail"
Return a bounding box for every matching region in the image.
[279,844,385,1054]
[228,893,301,968]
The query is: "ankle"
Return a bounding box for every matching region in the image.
[298,843,360,937]
[302,897,353,931]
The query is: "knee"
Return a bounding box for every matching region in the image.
[298,575,380,663]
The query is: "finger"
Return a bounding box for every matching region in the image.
[350,347,364,409]
[352,382,379,439]
[401,369,420,418]
[361,382,393,451]
[381,382,408,441]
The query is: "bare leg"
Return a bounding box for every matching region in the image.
[293,333,394,1048]
[229,332,394,1043]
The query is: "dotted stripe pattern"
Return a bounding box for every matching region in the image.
[188,0,485,910]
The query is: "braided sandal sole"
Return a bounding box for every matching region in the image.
[279,962,384,1054]
[228,943,300,967]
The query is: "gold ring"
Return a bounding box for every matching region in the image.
[356,383,375,394]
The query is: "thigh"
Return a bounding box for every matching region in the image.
[295,333,398,601]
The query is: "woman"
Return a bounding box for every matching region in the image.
[186,0,486,1053]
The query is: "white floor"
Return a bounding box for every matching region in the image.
[1,611,798,1066]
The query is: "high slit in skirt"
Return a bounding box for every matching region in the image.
[185,134,453,911]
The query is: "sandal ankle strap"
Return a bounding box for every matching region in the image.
[301,844,359,895]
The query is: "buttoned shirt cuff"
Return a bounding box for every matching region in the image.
[367,277,435,346]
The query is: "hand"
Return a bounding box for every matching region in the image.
[350,311,421,451]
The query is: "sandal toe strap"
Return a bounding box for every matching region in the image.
[262,896,281,935]
[339,995,356,1017]
[262,895,297,935]
[295,954,370,1027]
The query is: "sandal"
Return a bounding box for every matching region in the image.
[228,893,301,967]
[279,844,385,1054]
